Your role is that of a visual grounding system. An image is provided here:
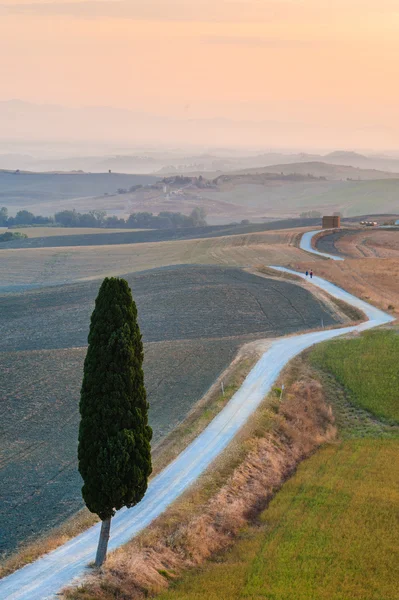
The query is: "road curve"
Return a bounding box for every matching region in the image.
[300,229,344,261]
[0,271,393,600]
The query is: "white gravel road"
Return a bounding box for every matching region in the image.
[300,229,344,260]
[0,237,392,600]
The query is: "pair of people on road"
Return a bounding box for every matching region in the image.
[305,269,313,279]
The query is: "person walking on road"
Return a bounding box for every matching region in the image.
[305,270,309,277]
[310,270,313,279]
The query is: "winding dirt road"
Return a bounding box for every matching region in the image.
[300,229,344,261]
[0,232,393,600]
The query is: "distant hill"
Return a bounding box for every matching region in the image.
[156,153,399,179]
[324,151,368,161]
[0,171,156,212]
[229,161,399,181]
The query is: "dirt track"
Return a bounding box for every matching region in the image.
[0,267,394,600]
[0,265,343,555]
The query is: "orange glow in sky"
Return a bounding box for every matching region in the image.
[0,0,398,148]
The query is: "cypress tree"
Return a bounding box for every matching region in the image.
[78,277,152,567]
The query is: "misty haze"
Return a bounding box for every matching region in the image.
[0,2,398,600]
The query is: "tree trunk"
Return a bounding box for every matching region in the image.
[95,517,111,567]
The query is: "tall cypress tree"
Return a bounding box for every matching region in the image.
[78,277,152,567]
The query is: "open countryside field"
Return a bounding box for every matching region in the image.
[309,179,399,217]
[0,265,341,352]
[299,229,399,315]
[317,227,399,259]
[0,265,343,555]
[3,165,399,224]
[157,332,399,600]
[0,218,319,250]
[202,177,399,219]
[0,227,319,292]
[6,226,149,238]
[158,440,399,600]
[0,338,248,556]
[310,330,399,423]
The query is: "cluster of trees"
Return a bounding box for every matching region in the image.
[0,231,27,243]
[0,207,53,227]
[54,209,109,227]
[54,207,207,229]
[0,206,207,230]
[126,207,207,229]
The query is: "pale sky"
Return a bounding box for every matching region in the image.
[0,0,398,148]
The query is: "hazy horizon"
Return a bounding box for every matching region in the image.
[0,0,398,149]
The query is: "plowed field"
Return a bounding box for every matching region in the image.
[0,265,342,555]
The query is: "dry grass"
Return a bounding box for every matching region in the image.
[0,227,318,289]
[63,366,336,600]
[306,229,399,314]
[255,265,303,282]
[158,438,399,600]
[335,229,399,259]
[295,256,399,316]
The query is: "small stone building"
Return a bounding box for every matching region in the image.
[322,215,341,229]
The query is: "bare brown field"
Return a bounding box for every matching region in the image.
[0,337,249,558]
[335,229,399,258]
[0,345,262,579]
[0,228,317,291]
[11,227,147,238]
[308,229,399,314]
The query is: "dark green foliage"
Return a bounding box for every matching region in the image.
[78,277,152,521]
[0,205,207,229]
[0,231,28,242]
[0,206,8,226]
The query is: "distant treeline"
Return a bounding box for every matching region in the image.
[0,206,207,229]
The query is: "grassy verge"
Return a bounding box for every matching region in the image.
[309,330,399,423]
[256,265,303,282]
[327,294,365,322]
[151,353,258,477]
[63,362,335,599]
[0,349,259,579]
[153,332,399,600]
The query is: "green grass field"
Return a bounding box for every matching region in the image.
[157,331,399,600]
[159,439,398,600]
[309,330,399,423]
